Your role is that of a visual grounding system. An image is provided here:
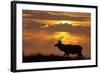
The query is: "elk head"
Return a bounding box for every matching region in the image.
[55,36,64,47]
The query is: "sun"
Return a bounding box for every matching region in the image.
[60,20,72,24]
[61,21,67,24]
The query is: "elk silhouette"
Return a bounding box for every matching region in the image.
[55,36,83,58]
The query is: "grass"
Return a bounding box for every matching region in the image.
[23,54,90,63]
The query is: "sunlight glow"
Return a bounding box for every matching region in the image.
[53,32,83,44]
[53,32,70,41]
[61,21,67,24]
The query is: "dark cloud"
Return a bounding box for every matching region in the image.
[44,23,90,36]
[23,21,45,31]
[23,21,90,37]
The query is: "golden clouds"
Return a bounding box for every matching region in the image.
[23,10,91,27]
[24,19,90,28]
[23,30,52,41]
[47,12,90,17]
[23,10,91,22]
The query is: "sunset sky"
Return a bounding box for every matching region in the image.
[22,10,91,58]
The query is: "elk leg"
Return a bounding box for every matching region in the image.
[63,53,67,56]
[80,54,84,58]
[67,54,69,57]
[78,53,84,59]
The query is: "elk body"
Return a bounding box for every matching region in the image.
[55,36,83,58]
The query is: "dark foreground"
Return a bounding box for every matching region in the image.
[23,55,90,63]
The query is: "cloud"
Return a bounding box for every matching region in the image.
[23,21,45,31]
[23,10,90,21]
[44,23,90,36]
[23,20,90,37]
[23,32,63,56]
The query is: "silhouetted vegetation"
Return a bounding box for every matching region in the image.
[23,54,90,63]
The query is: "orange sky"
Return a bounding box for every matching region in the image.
[22,10,91,58]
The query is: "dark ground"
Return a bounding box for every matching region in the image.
[23,54,90,63]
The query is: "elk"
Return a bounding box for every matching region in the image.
[55,36,83,58]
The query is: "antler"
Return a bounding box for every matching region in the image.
[58,36,64,41]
